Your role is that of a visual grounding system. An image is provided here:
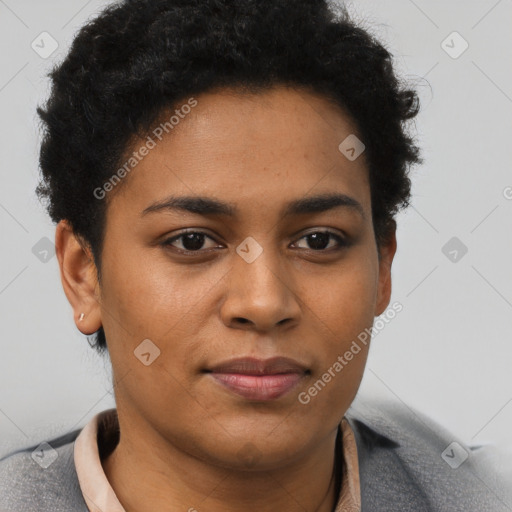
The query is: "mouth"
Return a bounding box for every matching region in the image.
[203,356,310,401]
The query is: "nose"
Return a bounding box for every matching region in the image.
[220,246,301,332]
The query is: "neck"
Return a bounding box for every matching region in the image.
[101,410,341,512]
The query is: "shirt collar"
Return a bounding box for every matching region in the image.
[74,408,361,512]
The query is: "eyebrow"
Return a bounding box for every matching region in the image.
[141,192,366,220]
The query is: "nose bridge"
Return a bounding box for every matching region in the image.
[235,239,286,300]
[221,238,300,330]
[238,247,281,295]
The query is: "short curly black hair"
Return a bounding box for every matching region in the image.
[36,0,422,354]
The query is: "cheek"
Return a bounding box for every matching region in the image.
[298,272,375,411]
[98,244,222,405]
[98,254,205,418]
[301,255,377,394]
[303,255,378,337]
[99,242,205,337]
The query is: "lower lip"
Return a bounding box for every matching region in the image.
[209,373,303,401]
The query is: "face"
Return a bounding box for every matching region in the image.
[58,85,396,470]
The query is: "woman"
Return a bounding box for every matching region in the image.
[0,0,509,510]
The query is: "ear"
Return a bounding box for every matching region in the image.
[374,220,398,317]
[55,220,102,335]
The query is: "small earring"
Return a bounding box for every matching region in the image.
[79,313,85,322]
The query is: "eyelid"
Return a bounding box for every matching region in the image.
[295,227,347,240]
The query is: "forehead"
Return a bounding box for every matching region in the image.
[107,85,371,220]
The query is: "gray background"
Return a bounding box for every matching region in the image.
[0,0,511,467]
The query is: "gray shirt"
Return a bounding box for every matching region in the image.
[1,398,510,511]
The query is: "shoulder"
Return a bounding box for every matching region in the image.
[0,428,88,512]
[346,396,512,511]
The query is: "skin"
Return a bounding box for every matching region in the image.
[56,84,396,512]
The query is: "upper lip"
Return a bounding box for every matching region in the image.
[206,356,309,375]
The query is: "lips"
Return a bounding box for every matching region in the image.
[205,357,309,401]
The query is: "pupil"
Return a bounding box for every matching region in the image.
[308,232,329,250]
[182,233,205,251]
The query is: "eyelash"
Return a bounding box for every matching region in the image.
[160,229,350,255]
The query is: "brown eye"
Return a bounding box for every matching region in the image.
[293,230,348,251]
[161,231,220,253]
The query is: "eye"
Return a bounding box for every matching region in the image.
[292,230,348,251]
[161,231,221,253]
[160,228,349,255]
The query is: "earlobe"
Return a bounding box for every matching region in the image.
[55,220,102,335]
[374,223,398,317]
